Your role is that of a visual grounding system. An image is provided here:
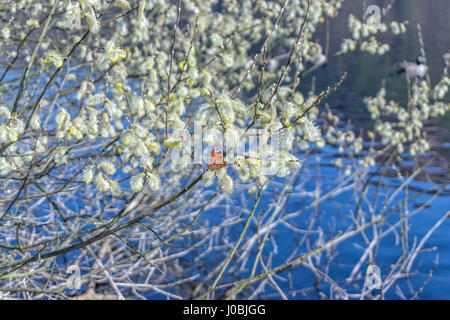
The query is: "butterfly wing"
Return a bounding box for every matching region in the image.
[208,147,227,170]
[208,162,227,170]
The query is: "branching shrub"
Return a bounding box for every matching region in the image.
[0,0,448,300]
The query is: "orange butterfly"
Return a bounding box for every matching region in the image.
[207,147,227,171]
